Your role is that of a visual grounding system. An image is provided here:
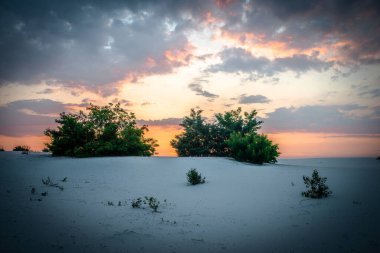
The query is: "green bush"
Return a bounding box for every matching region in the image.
[226,132,279,164]
[302,169,332,198]
[186,168,206,185]
[45,103,158,157]
[171,108,262,157]
[171,108,279,164]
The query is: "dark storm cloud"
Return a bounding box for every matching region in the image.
[0,0,212,94]
[219,0,380,65]
[209,48,332,76]
[1,0,379,94]
[262,104,380,134]
[238,94,271,104]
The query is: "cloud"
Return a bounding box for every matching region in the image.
[238,94,271,104]
[358,88,380,98]
[209,47,332,77]
[111,98,132,107]
[36,88,56,94]
[218,0,380,65]
[0,0,209,95]
[188,81,219,100]
[137,117,182,126]
[262,104,380,134]
[4,99,69,115]
[0,99,65,136]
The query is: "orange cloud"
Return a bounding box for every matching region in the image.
[218,30,330,59]
[117,43,195,86]
[203,11,223,25]
[164,43,195,66]
[215,0,236,9]
[145,57,158,68]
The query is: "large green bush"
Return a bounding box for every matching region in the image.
[226,132,279,164]
[171,108,263,157]
[45,103,158,157]
[171,107,279,164]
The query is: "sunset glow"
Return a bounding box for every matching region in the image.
[0,0,379,157]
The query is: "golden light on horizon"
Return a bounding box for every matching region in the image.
[143,125,182,156]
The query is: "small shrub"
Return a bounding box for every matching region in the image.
[107,201,114,206]
[0,147,5,151]
[13,145,30,151]
[186,168,205,185]
[144,196,160,212]
[42,148,50,152]
[302,169,332,198]
[131,197,142,208]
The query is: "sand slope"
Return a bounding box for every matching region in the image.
[1,152,379,253]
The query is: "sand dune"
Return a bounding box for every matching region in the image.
[1,152,379,253]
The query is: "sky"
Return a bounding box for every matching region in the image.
[0,0,379,157]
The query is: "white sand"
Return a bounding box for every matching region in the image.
[1,152,379,253]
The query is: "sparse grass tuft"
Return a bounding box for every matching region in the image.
[42,176,64,191]
[131,197,143,208]
[144,196,160,212]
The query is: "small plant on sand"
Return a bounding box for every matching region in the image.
[107,201,114,206]
[302,169,332,198]
[186,168,205,185]
[0,147,5,151]
[131,197,143,208]
[13,145,30,152]
[42,176,64,191]
[144,196,160,212]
